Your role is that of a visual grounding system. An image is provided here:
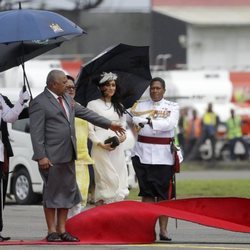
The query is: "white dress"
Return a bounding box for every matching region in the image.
[87,99,129,203]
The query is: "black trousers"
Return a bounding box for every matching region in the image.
[0,153,9,232]
[0,162,4,232]
[132,156,175,200]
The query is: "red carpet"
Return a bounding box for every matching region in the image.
[65,197,250,244]
[157,197,250,233]
[0,197,249,245]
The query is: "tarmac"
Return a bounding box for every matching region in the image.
[1,167,250,250]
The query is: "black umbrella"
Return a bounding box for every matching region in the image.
[0,3,86,97]
[75,43,152,109]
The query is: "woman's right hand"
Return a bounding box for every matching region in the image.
[118,134,127,143]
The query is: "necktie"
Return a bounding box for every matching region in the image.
[58,96,67,116]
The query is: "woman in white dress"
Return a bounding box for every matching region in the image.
[87,72,129,206]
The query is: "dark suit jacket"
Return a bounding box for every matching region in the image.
[29,88,111,164]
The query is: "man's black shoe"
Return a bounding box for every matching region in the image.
[0,235,11,241]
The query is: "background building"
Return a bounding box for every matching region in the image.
[3,0,250,72]
[153,0,250,70]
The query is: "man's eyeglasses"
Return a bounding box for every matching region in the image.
[66,86,75,90]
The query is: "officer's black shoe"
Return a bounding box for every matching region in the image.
[0,235,11,241]
[159,233,172,241]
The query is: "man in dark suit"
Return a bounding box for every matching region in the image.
[29,70,125,242]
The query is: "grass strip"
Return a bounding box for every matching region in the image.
[128,179,250,200]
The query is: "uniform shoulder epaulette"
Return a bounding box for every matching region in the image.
[164,99,178,105]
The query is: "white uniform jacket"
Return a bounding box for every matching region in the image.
[0,94,24,162]
[131,98,179,165]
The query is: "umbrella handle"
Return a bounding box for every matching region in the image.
[124,109,145,128]
[20,42,33,101]
[23,74,33,101]
[21,63,33,101]
[124,109,133,118]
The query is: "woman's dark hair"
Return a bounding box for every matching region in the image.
[66,75,75,83]
[99,80,124,117]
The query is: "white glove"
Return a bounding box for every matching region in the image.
[19,88,30,104]
[177,150,184,163]
[132,117,149,127]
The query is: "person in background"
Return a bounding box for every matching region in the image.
[129,77,179,241]
[87,72,129,206]
[226,109,249,160]
[185,109,202,157]
[187,103,219,161]
[0,89,29,241]
[29,70,125,242]
[65,75,94,218]
[177,108,188,155]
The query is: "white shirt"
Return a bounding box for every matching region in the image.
[131,98,179,165]
[0,94,24,162]
[47,88,69,119]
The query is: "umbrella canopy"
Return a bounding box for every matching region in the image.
[75,43,152,109]
[0,5,86,99]
[0,7,86,73]
[0,41,61,73]
[0,8,84,43]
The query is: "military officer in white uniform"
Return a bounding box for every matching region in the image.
[0,88,29,241]
[129,77,179,242]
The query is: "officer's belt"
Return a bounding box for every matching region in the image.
[138,135,173,145]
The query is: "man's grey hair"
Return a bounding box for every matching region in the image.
[46,70,64,87]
